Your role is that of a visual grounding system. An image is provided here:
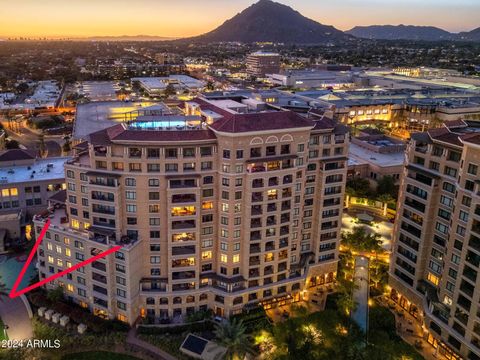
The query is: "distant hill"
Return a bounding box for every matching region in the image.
[457,27,480,42]
[346,25,455,41]
[190,0,351,44]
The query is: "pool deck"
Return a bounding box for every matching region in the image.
[0,294,33,340]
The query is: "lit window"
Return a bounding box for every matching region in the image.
[10,188,18,196]
[233,254,240,263]
[64,237,70,245]
[67,284,74,292]
[202,251,212,260]
[1,189,9,197]
[427,272,439,286]
[171,206,196,216]
[65,249,71,257]
[48,256,54,264]
[56,245,62,254]
[57,259,63,267]
[202,201,214,210]
[47,242,53,251]
[71,220,80,229]
[83,222,90,229]
[221,254,228,263]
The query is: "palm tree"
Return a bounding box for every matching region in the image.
[214,318,253,360]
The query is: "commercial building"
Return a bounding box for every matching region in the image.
[246,52,281,77]
[268,69,354,89]
[33,95,348,325]
[0,149,68,218]
[132,76,205,96]
[389,119,480,360]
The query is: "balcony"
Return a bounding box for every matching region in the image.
[172,194,196,203]
[172,283,195,291]
[172,245,196,256]
[92,272,107,284]
[172,258,195,268]
[250,231,261,241]
[246,158,294,173]
[250,245,261,254]
[91,192,114,202]
[249,257,260,266]
[251,205,262,216]
[252,179,264,188]
[250,219,262,228]
[172,233,196,242]
[172,220,196,230]
[171,206,196,217]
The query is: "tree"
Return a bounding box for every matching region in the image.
[62,135,71,154]
[164,83,176,97]
[46,286,64,303]
[341,226,383,254]
[37,134,47,157]
[346,177,372,198]
[214,318,253,360]
[376,176,397,198]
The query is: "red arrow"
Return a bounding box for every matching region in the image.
[9,219,122,298]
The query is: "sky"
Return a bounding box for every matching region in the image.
[0,0,478,38]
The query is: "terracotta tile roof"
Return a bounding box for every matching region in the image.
[89,123,216,144]
[461,133,480,145]
[431,132,463,147]
[0,149,35,162]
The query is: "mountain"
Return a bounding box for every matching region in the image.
[190,0,351,44]
[457,27,480,42]
[346,25,455,41]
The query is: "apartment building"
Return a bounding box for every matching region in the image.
[390,119,480,360]
[246,52,281,77]
[33,95,348,325]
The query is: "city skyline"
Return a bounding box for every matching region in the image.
[1,0,479,39]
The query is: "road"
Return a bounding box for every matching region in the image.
[0,118,63,157]
[0,295,33,340]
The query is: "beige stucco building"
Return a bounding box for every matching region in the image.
[33,96,348,325]
[390,119,480,360]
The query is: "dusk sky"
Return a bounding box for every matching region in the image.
[1,0,479,38]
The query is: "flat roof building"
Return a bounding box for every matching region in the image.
[246,52,281,78]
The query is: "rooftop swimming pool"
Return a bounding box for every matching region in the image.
[0,254,36,292]
[128,120,203,131]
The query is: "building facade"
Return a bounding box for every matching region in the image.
[34,96,348,325]
[390,120,480,360]
[246,52,281,78]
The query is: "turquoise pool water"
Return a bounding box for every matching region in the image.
[0,254,37,292]
[129,120,201,130]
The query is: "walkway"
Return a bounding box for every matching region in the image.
[127,326,178,360]
[352,256,369,334]
[0,295,33,340]
[377,296,447,360]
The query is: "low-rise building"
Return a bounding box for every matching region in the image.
[0,149,69,219]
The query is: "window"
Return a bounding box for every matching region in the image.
[444,166,457,177]
[427,272,440,286]
[125,191,136,200]
[223,149,231,159]
[125,178,136,186]
[467,163,478,175]
[166,148,177,158]
[443,182,455,193]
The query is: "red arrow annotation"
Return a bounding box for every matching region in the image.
[9,219,122,298]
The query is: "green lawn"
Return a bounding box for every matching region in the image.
[61,351,140,360]
[0,316,8,341]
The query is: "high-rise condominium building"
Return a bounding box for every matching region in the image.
[390,119,480,360]
[246,52,281,77]
[34,96,348,325]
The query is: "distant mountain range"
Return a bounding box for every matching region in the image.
[1,0,478,44]
[347,24,480,42]
[188,0,352,44]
